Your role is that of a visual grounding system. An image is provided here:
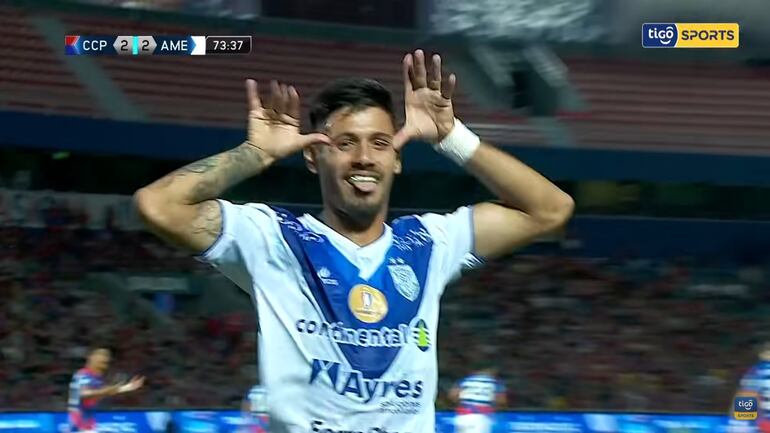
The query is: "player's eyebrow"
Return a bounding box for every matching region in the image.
[370,132,393,141]
[330,132,359,141]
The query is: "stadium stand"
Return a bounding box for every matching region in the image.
[0,6,104,118]
[52,11,544,145]
[0,223,256,409]
[562,57,770,155]
[440,255,770,412]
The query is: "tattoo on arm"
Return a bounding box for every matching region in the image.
[182,156,222,174]
[191,201,223,242]
[154,144,267,205]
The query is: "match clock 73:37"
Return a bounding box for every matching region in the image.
[205,36,252,54]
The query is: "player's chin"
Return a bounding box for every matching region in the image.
[342,196,384,220]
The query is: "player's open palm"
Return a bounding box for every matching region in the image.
[394,49,457,149]
[244,79,330,163]
[124,375,145,392]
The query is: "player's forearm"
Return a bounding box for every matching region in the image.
[137,142,270,206]
[465,142,574,226]
[80,385,119,399]
[134,142,272,251]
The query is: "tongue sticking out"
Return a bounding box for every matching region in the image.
[350,180,378,193]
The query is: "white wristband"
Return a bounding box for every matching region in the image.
[433,118,480,166]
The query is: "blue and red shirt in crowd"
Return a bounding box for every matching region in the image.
[68,367,103,431]
[456,374,505,415]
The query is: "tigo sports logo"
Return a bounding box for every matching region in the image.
[642,23,739,48]
[733,395,758,420]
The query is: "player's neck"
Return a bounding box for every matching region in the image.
[319,208,387,247]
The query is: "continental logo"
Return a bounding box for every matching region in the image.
[412,319,430,352]
[642,23,738,48]
[349,284,388,323]
[296,318,431,350]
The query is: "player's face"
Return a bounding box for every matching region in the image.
[309,107,401,224]
[90,349,111,373]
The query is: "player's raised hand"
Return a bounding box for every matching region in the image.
[393,49,457,150]
[244,79,330,163]
[118,375,145,393]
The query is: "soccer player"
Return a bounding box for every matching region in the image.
[450,368,507,433]
[134,49,574,433]
[242,384,270,433]
[733,343,770,432]
[68,348,145,433]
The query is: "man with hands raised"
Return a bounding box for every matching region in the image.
[135,49,573,433]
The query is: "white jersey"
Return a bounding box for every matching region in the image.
[456,374,504,413]
[199,201,477,433]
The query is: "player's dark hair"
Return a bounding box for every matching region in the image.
[309,78,396,130]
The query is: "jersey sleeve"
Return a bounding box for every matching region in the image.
[74,373,98,395]
[78,374,94,390]
[196,200,286,293]
[417,206,481,290]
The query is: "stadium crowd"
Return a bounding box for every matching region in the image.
[1,213,769,412]
[0,223,256,410]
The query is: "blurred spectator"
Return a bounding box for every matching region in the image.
[1,225,769,412]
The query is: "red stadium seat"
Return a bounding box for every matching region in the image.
[0,6,105,118]
[561,57,770,155]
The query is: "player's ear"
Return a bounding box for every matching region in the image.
[303,146,318,174]
[393,150,402,175]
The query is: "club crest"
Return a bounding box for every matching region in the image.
[388,258,420,301]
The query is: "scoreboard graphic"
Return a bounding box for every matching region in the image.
[65,35,252,55]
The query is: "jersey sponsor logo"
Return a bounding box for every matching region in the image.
[309,359,423,403]
[311,420,409,433]
[297,320,409,348]
[387,258,420,301]
[379,400,421,415]
[317,267,339,286]
[349,285,388,323]
[296,318,431,350]
[412,320,430,352]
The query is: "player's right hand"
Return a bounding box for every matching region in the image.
[244,79,330,164]
[118,375,146,393]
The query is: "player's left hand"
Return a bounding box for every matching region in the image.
[393,49,457,149]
